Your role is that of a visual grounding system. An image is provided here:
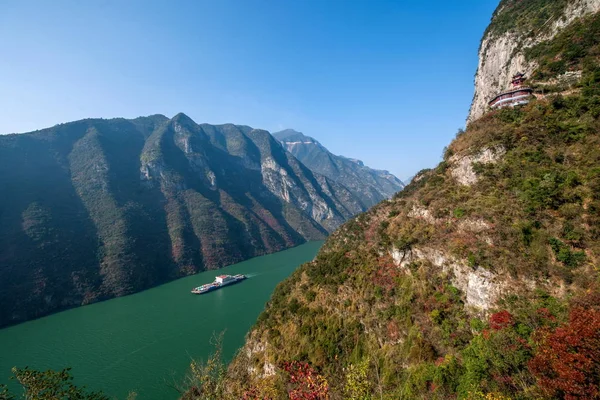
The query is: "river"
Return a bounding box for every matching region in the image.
[0,241,323,399]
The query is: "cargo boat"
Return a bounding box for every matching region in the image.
[191,274,247,294]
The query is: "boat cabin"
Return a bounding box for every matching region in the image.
[215,275,234,284]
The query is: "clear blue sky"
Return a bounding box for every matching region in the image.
[0,0,498,180]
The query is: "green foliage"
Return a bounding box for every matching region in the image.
[526,12,600,81]
[180,333,227,400]
[453,208,466,218]
[519,170,582,213]
[304,290,317,302]
[0,384,13,400]
[548,237,586,268]
[343,359,372,400]
[306,248,351,286]
[485,0,569,40]
[6,367,108,400]
[470,318,485,332]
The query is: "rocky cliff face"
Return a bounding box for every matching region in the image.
[0,114,368,327]
[468,0,600,123]
[273,129,404,208]
[222,2,600,398]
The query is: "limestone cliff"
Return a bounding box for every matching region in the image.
[468,0,600,123]
[220,2,600,398]
[273,129,405,208]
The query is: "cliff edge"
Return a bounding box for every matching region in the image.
[468,0,600,124]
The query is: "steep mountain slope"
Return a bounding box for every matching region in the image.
[220,3,600,399]
[0,114,367,327]
[273,129,404,208]
[468,0,600,123]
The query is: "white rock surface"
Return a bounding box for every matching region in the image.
[468,0,600,123]
[407,205,438,224]
[449,146,505,186]
[390,246,504,311]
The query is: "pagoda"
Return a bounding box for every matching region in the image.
[488,72,534,110]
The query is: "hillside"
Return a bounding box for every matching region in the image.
[273,129,404,208]
[468,0,600,123]
[0,114,368,327]
[215,2,600,399]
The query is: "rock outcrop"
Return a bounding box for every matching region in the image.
[224,2,600,397]
[273,129,404,208]
[468,0,600,123]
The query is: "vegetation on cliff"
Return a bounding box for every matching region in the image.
[526,10,600,89]
[484,0,570,40]
[217,13,600,398]
[273,129,405,208]
[0,115,368,328]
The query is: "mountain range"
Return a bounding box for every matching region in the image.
[274,129,404,208]
[0,114,403,327]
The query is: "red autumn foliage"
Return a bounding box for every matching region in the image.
[372,256,401,289]
[528,306,600,400]
[536,307,556,322]
[428,382,438,392]
[280,361,329,400]
[387,320,400,341]
[242,388,264,400]
[489,310,514,330]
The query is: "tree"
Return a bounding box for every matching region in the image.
[9,367,108,400]
[489,311,514,331]
[344,359,371,400]
[529,307,600,399]
[280,361,329,400]
[180,332,227,400]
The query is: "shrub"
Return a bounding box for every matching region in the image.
[489,311,514,331]
[529,307,600,399]
[5,367,108,400]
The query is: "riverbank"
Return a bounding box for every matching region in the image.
[0,241,323,399]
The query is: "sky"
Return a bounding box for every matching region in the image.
[0,0,499,181]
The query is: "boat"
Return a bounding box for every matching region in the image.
[191,274,247,294]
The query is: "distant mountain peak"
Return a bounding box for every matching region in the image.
[272,129,404,207]
[171,112,194,124]
[0,115,368,327]
[273,129,318,144]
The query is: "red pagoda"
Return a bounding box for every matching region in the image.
[488,72,533,110]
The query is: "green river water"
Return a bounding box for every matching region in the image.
[0,241,323,399]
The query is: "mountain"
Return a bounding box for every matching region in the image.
[219,2,600,399]
[0,114,368,327]
[468,0,600,123]
[273,129,404,208]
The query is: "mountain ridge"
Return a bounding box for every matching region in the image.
[221,2,600,398]
[0,114,372,327]
[273,129,404,209]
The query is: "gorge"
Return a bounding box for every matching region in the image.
[219,1,600,398]
[2,0,600,399]
[0,115,402,328]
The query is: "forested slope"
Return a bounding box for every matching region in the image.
[220,3,600,399]
[0,114,367,327]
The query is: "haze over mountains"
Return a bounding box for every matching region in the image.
[0,114,403,327]
[274,129,405,208]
